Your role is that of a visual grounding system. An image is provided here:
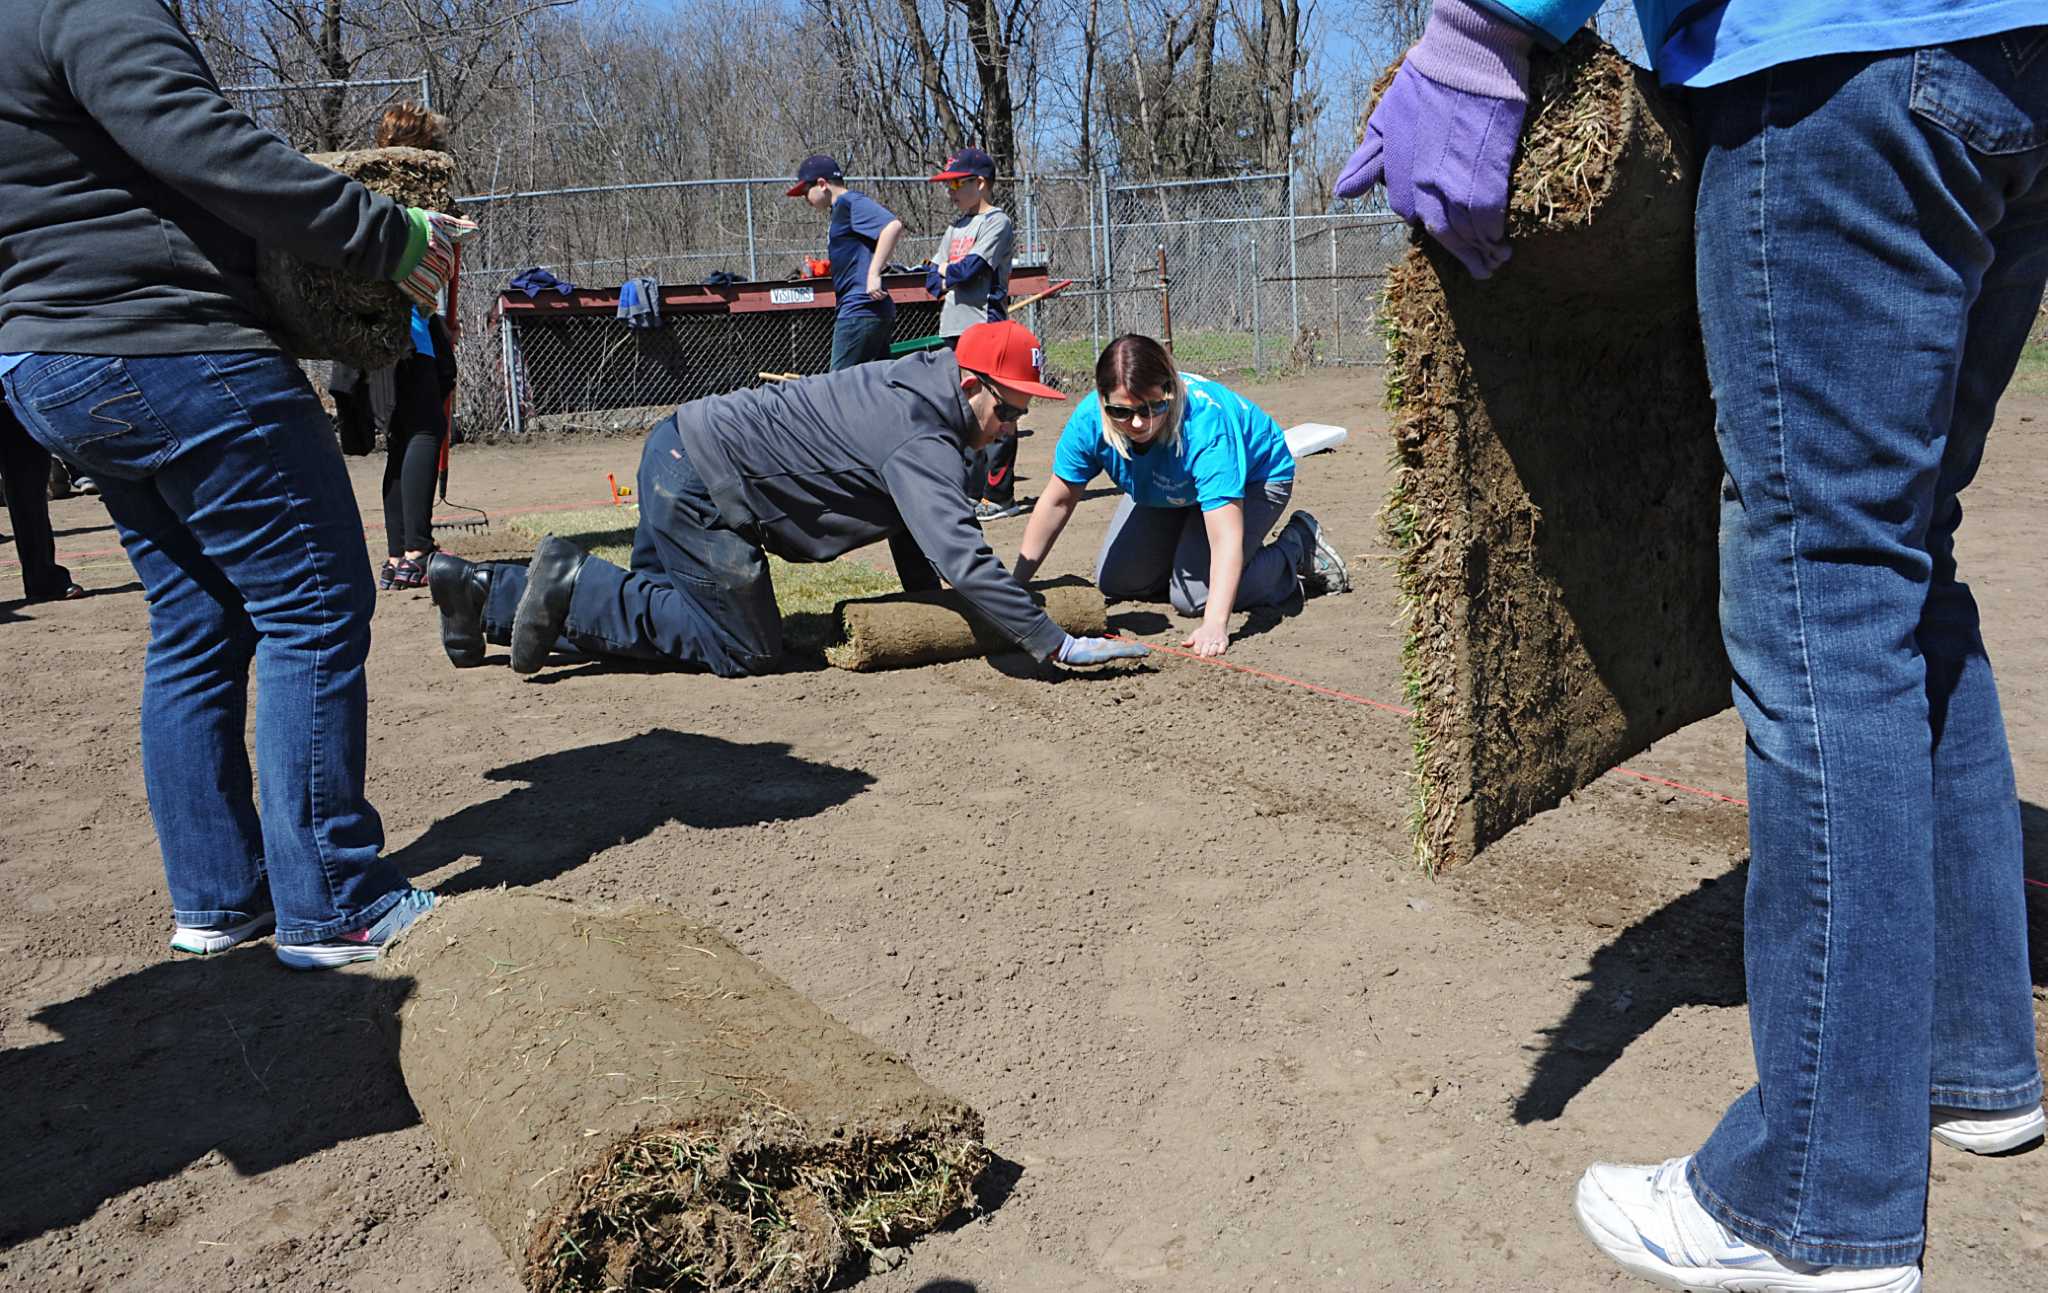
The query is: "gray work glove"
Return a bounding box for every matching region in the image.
[1057,634,1151,666]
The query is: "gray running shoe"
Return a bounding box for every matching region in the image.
[1286,510,1351,596]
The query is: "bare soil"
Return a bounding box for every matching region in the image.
[2,370,2043,1292]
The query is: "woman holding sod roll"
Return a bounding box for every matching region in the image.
[1013,334,1350,657]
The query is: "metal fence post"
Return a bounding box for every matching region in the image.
[1286,172,1301,349]
[1088,175,1103,354]
[500,312,522,438]
[1252,225,1263,373]
[743,185,759,282]
[1099,169,1116,338]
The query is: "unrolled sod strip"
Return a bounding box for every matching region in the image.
[255,146,456,370]
[375,891,989,1293]
[828,580,1109,671]
[1381,33,1731,871]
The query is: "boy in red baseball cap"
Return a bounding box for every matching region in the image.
[428,319,1150,679]
[923,147,1025,522]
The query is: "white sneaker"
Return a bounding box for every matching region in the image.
[1575,1157,1921,1292]
[169,910,276,955]
[1931,1104,2045,1155]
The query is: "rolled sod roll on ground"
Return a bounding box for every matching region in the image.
[1380,33,1730,871]
[256,146,456,370]
[375,891,988,1293]
[827,579,1108,671]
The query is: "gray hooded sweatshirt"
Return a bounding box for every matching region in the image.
[0,0,416,356]
[678,349,1066,661]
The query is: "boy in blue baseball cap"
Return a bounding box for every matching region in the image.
[789,155,905,370]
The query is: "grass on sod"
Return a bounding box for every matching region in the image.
[501,506,902,657]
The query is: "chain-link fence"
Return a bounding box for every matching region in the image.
[440,172,1406,439]
[223,76,1410,440]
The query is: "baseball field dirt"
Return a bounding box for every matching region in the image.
[2,370,2043,1290]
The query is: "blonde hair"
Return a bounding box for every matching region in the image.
[1094,334,1186,460]
[376,102,450,152]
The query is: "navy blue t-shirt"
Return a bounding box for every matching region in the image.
[829,191,898,323]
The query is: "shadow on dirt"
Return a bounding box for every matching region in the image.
[1516,799,2048,1125]
[390,727,875,894]
[0,948,418,1244]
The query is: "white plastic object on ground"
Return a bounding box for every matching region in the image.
[1285,422,1349,459]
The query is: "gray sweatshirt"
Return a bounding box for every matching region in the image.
[678,350,1066,661]
[934,207,1015,337]
[0,0,417,356]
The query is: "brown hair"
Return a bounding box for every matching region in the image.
[376,103,450,152]
[1092,334,1185,458]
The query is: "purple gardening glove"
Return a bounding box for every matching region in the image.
[1334,0,1534,279]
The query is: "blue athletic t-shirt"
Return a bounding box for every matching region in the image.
[829,191,898,323]
[1480,0,2041,87]
[1052,375,1294,512]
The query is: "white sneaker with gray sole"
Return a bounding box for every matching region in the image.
[1575,1156,1920,1292]
[1931,1104,2045,1154]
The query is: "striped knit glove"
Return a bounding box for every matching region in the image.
[392,208,478,310]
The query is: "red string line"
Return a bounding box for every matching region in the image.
[1122,636,2048,892]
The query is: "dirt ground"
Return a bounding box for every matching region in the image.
[2,368,2043,1292]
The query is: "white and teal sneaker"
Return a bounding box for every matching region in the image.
[170,910,275,956]
[1575,1156,1920,1292]
[275,889,437,970]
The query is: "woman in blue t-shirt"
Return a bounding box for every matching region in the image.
[1012,334,1349,656]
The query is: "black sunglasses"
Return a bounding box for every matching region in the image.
[967,372,1030,423]
[1102,391,1174,422]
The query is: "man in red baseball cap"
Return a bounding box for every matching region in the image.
[427,319,1151,679]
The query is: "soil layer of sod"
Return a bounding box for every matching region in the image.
[376,892,988,1292]
[1382,34,1731,869]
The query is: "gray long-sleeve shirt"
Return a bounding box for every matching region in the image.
[0,0,417,356]
[678,350,1067,661]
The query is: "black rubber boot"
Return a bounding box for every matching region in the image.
[427,552,492,668]
[509,535,587,675]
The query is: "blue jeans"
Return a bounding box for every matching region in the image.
[829,313,893,371]
[2,352,408,944]
[482,416,783,677]
[1093,480,1300,615]
[1686,31,2047,1267]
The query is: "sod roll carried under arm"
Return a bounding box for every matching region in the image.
[376,891,988,1293]
[827,579,1107,671]
[1382,33,1730,871]
[254,146,456,370]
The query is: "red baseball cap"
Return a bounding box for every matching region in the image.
[954,321,1064,400]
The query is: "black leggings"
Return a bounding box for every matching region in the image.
[381,348,449,558]
[382,420,439,557]
[0,399,71,599]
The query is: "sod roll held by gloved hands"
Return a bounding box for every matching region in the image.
[1381,32,1729,871]
[252,146,458,370]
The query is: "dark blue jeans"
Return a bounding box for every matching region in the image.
[483,416,782,676]
[2,351,408,944]
[829,313,893,371]
[1686,31,2047,1267]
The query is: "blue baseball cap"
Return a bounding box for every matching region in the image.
[930,147,996,183]
[787,154,843,198]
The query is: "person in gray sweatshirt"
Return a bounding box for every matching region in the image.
[427,322,1151,677]
[0,0,468,969]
